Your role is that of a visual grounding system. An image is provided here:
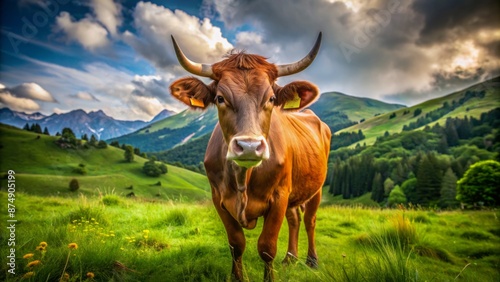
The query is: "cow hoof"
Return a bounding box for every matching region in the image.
[305,256,318,269]
[282,252,298,265]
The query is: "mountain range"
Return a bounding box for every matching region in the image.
[110,92,405,153]
[0,108,175,140]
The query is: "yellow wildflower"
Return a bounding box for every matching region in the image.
[23,253,34,259]
[143,230,150,233]
[27,260,41,267]
[35,245,45,251]
[86,272,95,279]
[61,272,70,281]
[39,242,48,247]
[22,271,34,279]
[68,243,78,249]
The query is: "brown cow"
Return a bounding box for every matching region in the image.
[169,33,331,281]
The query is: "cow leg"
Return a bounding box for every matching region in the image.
[212,190,246,281]
[282,206,301,265]
[258,195,288,282]
[304,190,321,268]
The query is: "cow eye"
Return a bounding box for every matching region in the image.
[269,95,276,104]
[216,95,225,104]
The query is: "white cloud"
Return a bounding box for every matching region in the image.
[9,56,184,120]
[53,107,68,114]
[128,95,165,118]
[123,1,233,70]
[235,31,281,57]
[74,91,99,101]
[54,12,110,51]
[0,91,40,112]
[9,82,56,102]
[91,0,122,36]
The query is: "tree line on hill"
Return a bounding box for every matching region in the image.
[23,123,50,135]
[402,90,486,131]
[35,126,169,178]
[326,107,500,208]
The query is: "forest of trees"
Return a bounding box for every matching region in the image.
[23,123,49,135]
[327,107,500,208]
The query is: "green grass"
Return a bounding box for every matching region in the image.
[0,124,210,201]
[338,78,500,147]
[309,91,405,123]
[321,190,381,207]
[1,192,498,281]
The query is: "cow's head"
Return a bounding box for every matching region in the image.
[169,33,322,168]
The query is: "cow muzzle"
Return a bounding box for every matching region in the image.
[227,136,269,168]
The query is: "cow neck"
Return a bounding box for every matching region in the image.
[234,166,253,228]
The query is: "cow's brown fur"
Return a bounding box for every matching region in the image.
[170,52,331,281]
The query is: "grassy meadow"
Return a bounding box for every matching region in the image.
[1,115,499,281]
[0,191,499,281]
[0,124,210,201]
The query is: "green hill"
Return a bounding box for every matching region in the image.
[0,124,210,201]
[337,77,500,146]
[109,108,218,153]
[308,91,405,123]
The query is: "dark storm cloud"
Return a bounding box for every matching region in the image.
[204,0,500,105]
[412,0,500,46]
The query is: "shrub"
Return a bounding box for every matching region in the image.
[73,164,87,175]
[414,108,422,117]
[101,195,121,206]
[457,160,500,206]
[143,160,168,177]
[97,140,108,149]
[69,179,79,192]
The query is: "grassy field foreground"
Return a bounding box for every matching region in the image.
[1,192,499,281]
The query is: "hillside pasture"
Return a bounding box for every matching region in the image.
[338,80,500,147]
[0,124,210,201]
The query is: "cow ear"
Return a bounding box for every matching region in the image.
[169,77,215,110]
[274,81,319,111]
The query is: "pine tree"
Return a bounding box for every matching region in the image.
[440,168,458,208]
[81,134,88,141]
[416,153,442,205]
[43,127,50,135]
[33,123,42,134]
[23,123,30,131]
[445,118,459,147]
[371,173,384,202]
[341,164,351,199]
[89,134,98,146]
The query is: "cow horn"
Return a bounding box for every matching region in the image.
[171,35,214,78]
[276,32,322,77]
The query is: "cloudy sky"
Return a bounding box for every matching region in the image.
[1,0,499,121]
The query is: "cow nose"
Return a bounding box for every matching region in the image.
[227,136,269,167]
[233,139,265,156]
